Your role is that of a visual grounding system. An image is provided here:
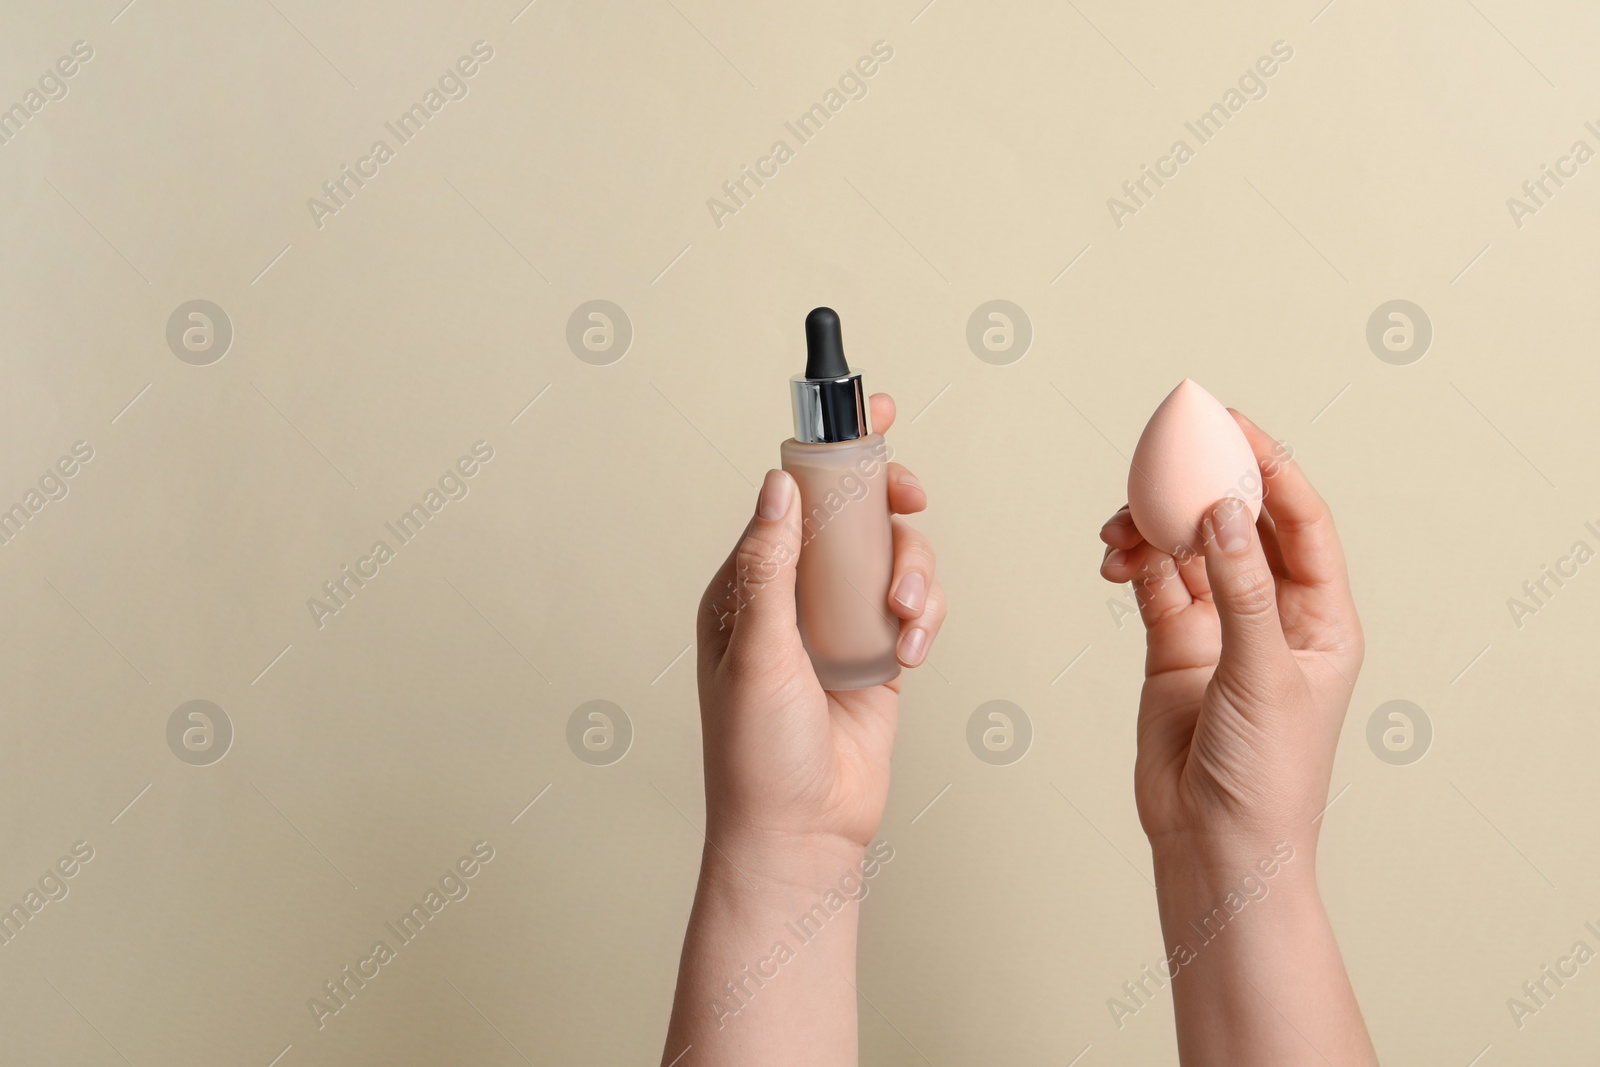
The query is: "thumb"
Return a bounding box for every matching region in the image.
[723,469,803,657]
[1200,496,1293,689]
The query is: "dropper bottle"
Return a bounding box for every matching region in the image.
[780,307,899,690]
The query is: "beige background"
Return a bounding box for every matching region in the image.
[1,0,1597,1063]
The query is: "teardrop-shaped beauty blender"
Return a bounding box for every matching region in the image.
[1127,379,1263,556]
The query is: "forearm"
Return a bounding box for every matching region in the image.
[662,834,870,1067]
[1152,837,1377,1067]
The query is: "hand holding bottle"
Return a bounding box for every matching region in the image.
[661,392,943,1067]
[697,391,943,854]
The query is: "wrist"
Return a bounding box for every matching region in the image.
[1149,826,1317,883]
[669,826,887,1064]
[1145,833,1375,1067]
[1151,833,1315,897]
[686,832,889,998]
[1150,836,1323,956]
[702,802,882,878]
[699,826,889,901]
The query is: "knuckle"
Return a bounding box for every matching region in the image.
[716,529,795,626]
[1131,569,1168,607]
[1222,569,1277,620]
[894,521,935,567]
[699,528,796,636]
[898,539,935,575]
[735,530,791,585]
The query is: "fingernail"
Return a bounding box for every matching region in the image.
[1104,548,1127,567]
[1211,498,1250,554]
[893,571,926,613]
[898,626,928,665]
[897,470,923,493]
[758,470,791,520]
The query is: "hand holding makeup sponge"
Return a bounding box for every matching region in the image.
[1127,379,1263,556]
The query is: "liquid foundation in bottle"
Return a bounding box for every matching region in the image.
[780,307,900,691]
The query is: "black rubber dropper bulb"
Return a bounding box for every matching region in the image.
[791,307,867,443]
[804,307,850,379]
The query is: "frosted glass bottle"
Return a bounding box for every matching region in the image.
[781,433,899,690]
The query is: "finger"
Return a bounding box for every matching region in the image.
[870,392,896,435]
[1101,540,1194,624]
[1229,409,1349,589]
[1175,549,1212,601]
[700,470,803,658]
[888,517,935,621]
[1100,505,1204,602]
[1199,496,1294,683]
[1254,506,1290,580]
[887,463,927,515]
[898,576,946,667]
[1100,506,1145,550]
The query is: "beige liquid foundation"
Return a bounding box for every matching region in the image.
[780,307,900,690]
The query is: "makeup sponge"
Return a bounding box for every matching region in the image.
[1127,379,1263,556]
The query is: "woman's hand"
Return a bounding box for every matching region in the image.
[695,392,945,858]
[1098,408,1378,1066]
[1099,410,1364,857]
[663,393,944,1067]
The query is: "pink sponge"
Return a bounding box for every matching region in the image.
[1127,379,1263,556]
